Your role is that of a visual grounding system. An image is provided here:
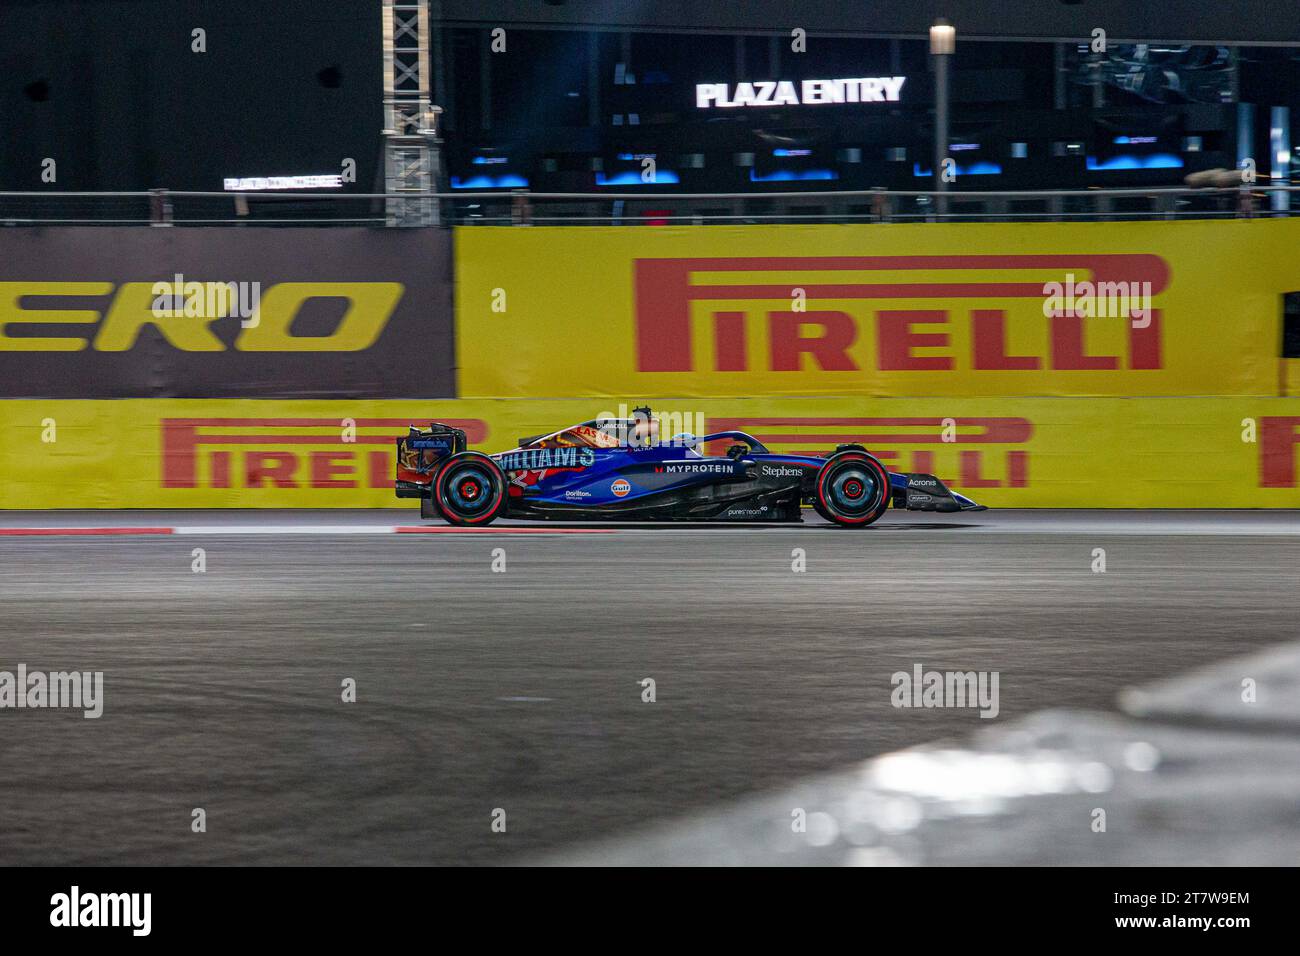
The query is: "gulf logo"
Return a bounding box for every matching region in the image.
[611,478,631,498]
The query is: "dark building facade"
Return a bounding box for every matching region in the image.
[0,1,1295,207]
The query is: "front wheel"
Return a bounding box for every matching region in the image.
[432,452,507,525]
[814,451,890,527]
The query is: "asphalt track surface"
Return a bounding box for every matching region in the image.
[1,509,1298,865]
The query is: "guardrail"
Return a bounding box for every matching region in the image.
[0,185,1294,226]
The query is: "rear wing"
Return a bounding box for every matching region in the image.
[395,422,467,495]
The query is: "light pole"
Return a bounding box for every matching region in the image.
[930,19,955,217]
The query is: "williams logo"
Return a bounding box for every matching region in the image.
[498,447,596,472]
[611,478,632,497]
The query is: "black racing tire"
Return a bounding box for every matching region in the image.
[432,452,507,526]
[814,451,890,527]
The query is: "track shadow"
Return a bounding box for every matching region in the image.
[873,522,983,531]
[470,519,988,532]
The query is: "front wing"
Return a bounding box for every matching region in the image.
[890,472,987,513]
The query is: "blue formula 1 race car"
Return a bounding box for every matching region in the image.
[395,408,985,527]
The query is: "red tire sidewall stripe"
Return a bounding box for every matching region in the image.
[817,453,889,526]
[435,453,505,525]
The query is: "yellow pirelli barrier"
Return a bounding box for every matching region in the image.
[455,219,1300,399]
[1285,358,1300,397]
[2,398,1299,508]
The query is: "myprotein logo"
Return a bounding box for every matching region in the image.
[633,255,1169,374]
[659,462,742,474]
[0,281,402,351]
[161,417,487,490]
[707,416,1032,489]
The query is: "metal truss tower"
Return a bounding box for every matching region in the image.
[382,0,441,225]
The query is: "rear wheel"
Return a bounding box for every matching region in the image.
[432,452,507,526]
[814,452,890,527]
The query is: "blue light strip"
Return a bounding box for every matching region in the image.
[750,168,838,182]
[450,174,530,189]
[595,171,680,186]
[1086,153,1184,171]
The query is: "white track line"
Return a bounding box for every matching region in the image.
[175,525,392,535]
